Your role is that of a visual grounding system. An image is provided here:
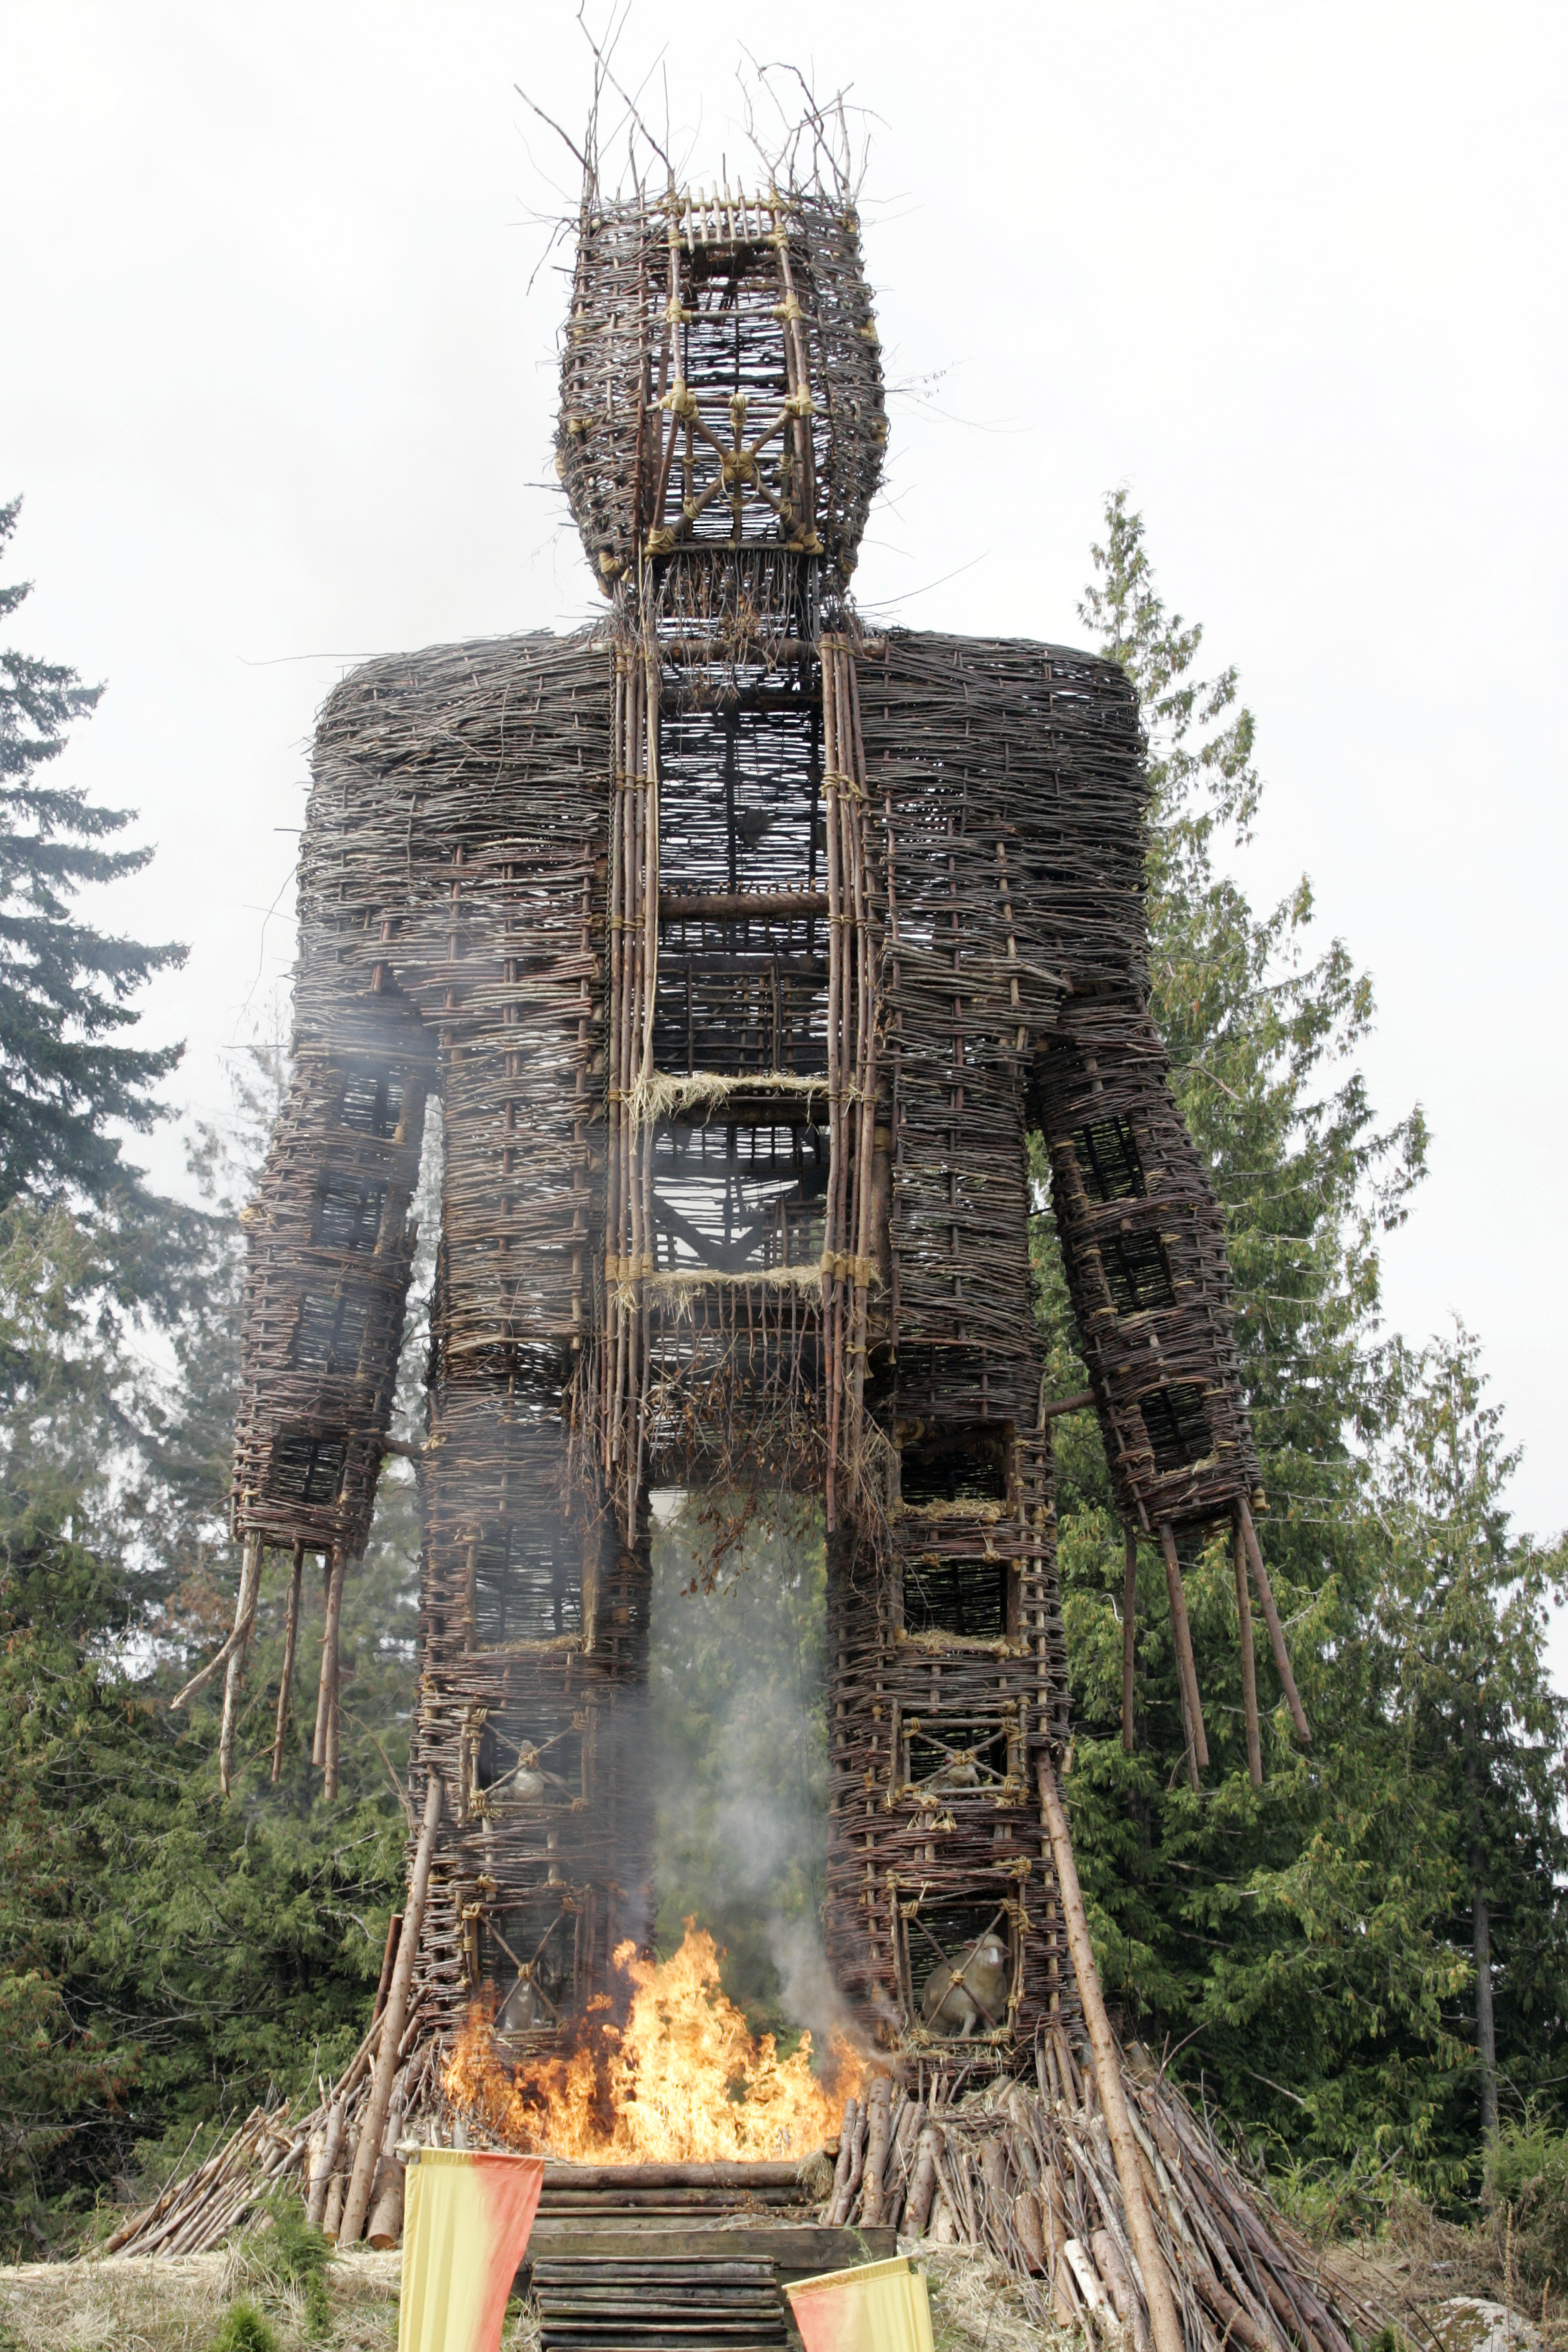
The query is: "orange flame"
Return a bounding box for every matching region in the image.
[444,1922,865,2162]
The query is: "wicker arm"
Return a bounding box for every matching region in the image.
[230,1029,431,1559]
[1031,990,1259,1540]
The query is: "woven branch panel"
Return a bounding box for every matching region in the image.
[230,611,1264,2063]
[558,186,883,593]
[824,1419,1075,2062]
[228,185,1263,2076]
[232,1044,431,1555]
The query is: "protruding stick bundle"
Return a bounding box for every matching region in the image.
[1114,1503,1307,1787]
[313,1551,348,1798]
[1158,1521,1208,1787]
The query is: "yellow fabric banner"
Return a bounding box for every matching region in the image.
[397,2147,545,2352]
[787,2257,936,2352]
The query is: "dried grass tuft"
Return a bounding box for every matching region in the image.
[0,2247,433,2352]
[905,2240,1082,2352]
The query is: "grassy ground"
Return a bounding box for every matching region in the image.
[0,2248,399,2352]
[2,2207,1563,2352]
[0,2241,1042,2352]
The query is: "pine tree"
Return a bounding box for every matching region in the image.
[0,1197,159,2242]
[0,497,185,1209]
[0,1050,411,2243]
[1375,1326,1568,2145]
[0,509,416,2243]
[0,1073,416,2248]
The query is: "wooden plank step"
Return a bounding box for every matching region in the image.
[534,2249,795,2352]
[540,2338,788,2351]
[539,2190,811,2203]
[541,2163,818,2192]
[540,2299,784,2315]
[521,2224,895,2280]
[538,2294,785,2312]
[534,2261,782,2280]
[541,2324,786,2337]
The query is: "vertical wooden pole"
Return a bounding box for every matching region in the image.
[324,1653,342,1803]
[339,1772,442,2246]
[1237,1496,1310,1740]
[861,2073,891,2226]
[270,1540,305,1785]
[1158,1522,1208,1781]
[820,642,844,1530]
[315,1552,348,1769]
[1232,1512,1263,1787]
[1038,1763,1185,2352]
[844,653,879,1480]
[305,2096,346,2233]
[217,1532,263,1796]
[1120,1528,1138,1756]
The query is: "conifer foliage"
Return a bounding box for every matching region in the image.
[0,497,184,1209]
[1045,493,1568,2190]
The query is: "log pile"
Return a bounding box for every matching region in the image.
[104,2024,1386,2352]
[101,2104,305,2261]
[103,2011,446,2260]
[828,2061,1383,2352]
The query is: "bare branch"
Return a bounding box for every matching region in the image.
[513,82,589,179]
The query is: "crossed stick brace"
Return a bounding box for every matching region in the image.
[908,1900,1013,2032]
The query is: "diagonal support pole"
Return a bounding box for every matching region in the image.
[339,1771,442,2246]
[1232,1514,1264,1786]
[1159,1521,1208,1783]
[1039,1761,1185,2352]
[1121,1525,1138,1755]
[217,1532,263,1795]
[1237,1496,1310,1741]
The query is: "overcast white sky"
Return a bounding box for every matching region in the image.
[2,3,1564,1593]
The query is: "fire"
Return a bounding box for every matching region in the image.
[444,1922,865,2163]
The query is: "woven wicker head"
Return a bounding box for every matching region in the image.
[556,183,885,598]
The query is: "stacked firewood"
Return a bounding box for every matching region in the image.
[102,2104,305,2261]
[108,2025,1386,2352]
[105,2014,442,2259]
[825,2057,1383,2352]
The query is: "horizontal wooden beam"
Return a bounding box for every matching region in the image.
[658,890,829,920]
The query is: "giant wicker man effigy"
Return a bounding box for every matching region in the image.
[219,167,1306,2096]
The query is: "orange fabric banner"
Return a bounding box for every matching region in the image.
[787,2257,935,2352]
[397,2147,545,2352]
